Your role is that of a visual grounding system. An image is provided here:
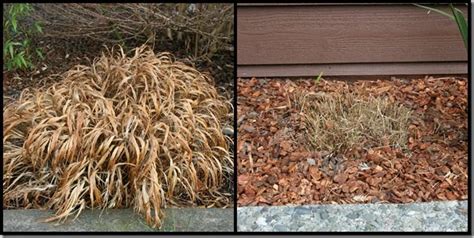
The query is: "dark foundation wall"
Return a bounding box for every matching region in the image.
[237,3,468,77]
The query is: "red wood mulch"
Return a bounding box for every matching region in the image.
[237,76,468,206]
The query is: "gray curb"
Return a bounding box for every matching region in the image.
[237,201,468,232]
[4,208,233,232]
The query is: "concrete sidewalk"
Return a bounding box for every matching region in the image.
[237,200,468,232]
[4,207,234,232]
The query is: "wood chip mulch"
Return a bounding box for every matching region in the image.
[237,76,468,206]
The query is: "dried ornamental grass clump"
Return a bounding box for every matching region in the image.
[3,46,233,228]
[298,92,411,155]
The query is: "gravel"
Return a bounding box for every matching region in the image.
[237,200,467,232]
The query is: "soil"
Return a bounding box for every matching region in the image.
[237,76,468,206]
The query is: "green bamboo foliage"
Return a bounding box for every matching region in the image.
[3,3,44,71]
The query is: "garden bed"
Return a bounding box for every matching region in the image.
[237,76,468,206]
[3,46,234,230]
[3,5,235,231]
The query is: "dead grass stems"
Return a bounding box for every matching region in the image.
[297,90,411,156]
[3,45,233,228]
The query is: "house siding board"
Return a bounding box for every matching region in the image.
[237,4,468,77]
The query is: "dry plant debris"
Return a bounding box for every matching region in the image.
[297,92,411,154]
[4,4,234,107]
[3,46,233,228]
[29,3,233,60]
[237,77,467,206]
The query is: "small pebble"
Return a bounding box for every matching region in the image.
[319,211,329,219]
[307,158,316,166]
[222,127,234,136]
[242,125,256,133]
[256,217,266,226]
[247,111,259,118]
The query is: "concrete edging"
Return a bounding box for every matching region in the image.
[3,207,233,232]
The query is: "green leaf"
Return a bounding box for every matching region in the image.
[8,44,14,59]
[36,48,44,59]
[18,54,27,68]
[34,22,43,33]
[6,61,13,71]
[315,71,324,84]
[14,56,21,67]
[8,5,16,15]
[26,59,32,68]
[413,4,455,21]
[450,5,468,48]
[3,41,9,55]
[11,18,17,32]
[22,39,31,47]
[25,4,33,12]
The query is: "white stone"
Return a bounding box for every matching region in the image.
[256,217,267,226]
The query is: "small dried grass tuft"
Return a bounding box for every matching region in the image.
[3,45,233,228]
[297,92,411,155]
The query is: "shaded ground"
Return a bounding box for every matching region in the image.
[4,208,233,232]
[3,37,233,105]
[237,76,468,206]
[237,200,467,232]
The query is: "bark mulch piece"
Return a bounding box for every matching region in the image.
[237,76,468,206]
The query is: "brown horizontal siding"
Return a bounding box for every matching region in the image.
[238,62,467,78]
[237,4,468,77]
